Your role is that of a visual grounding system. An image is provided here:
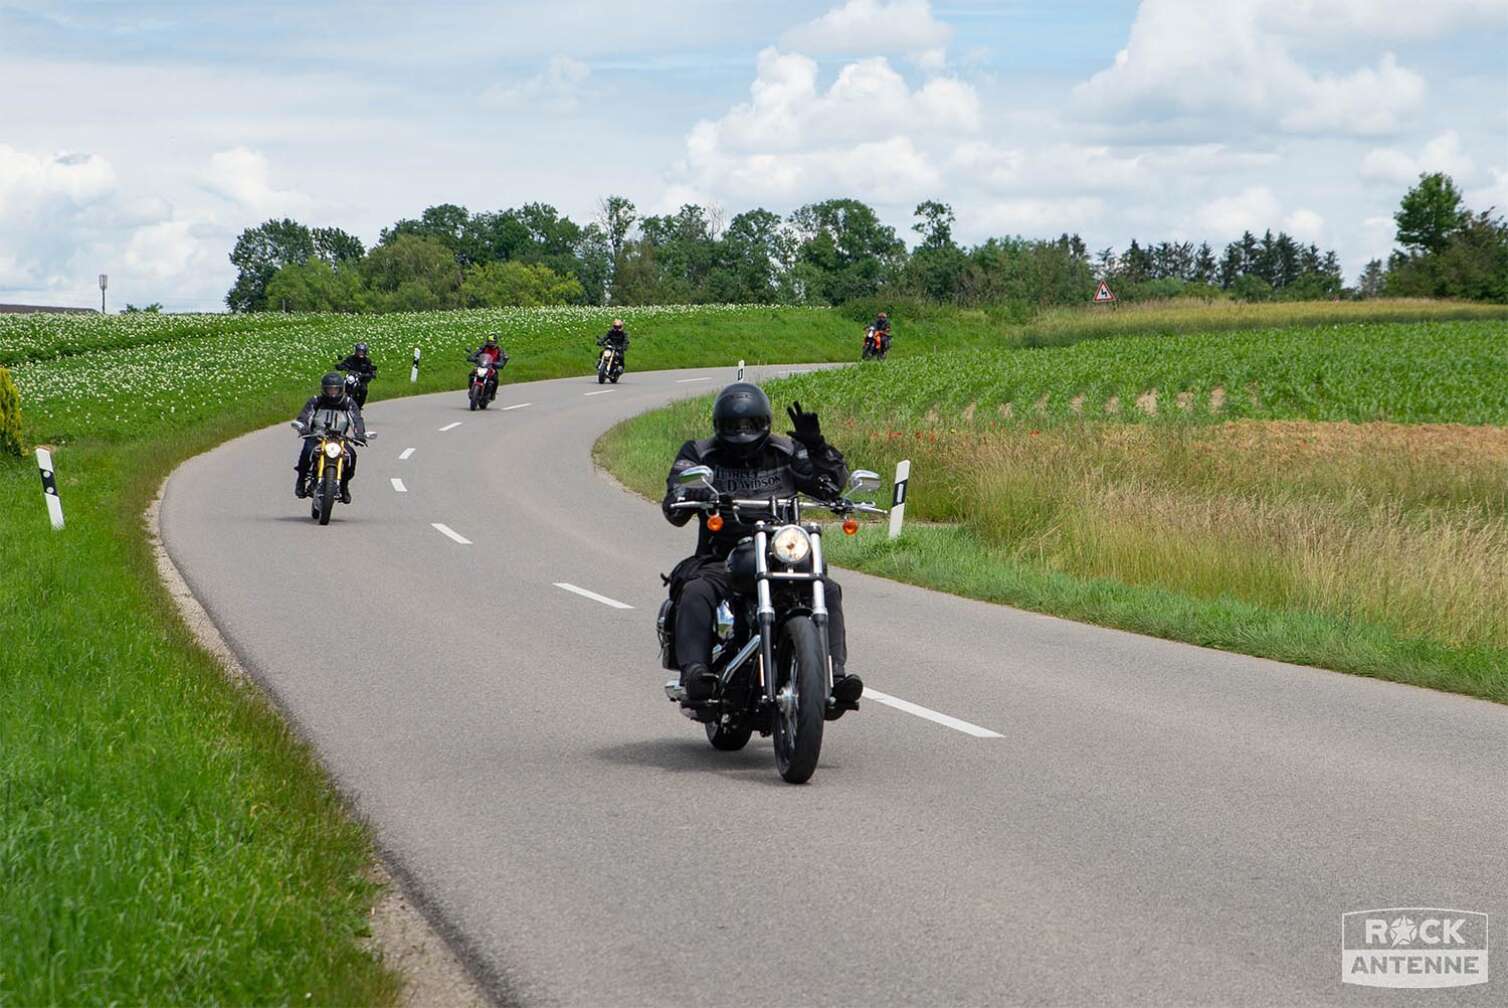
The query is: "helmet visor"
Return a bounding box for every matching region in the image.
[717,416,769,444]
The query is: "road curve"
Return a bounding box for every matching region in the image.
[161,365,1508,1007]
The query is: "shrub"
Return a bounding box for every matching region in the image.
[0,365,23,456]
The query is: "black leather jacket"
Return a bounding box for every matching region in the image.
[296,394,366,440]
[335,354,377,380]
[598,329,629,350]
[662,434,848,559]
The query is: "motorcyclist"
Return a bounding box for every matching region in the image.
[869,311,892,355]
[293,372,366,503]
[662,382,863,712]
[467,336,509,402]
[597,318,629,372]
[334,342,377,407]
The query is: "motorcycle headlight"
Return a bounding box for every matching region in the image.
[323,442,342,459]
[770,525,811,566]
[476,366,488,377]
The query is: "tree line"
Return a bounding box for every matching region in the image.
[225,173,1505,313]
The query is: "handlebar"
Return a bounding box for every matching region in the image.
[669,496,888,517]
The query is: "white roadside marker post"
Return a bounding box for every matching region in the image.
[410,346,421,383]
[737,359,744,381]
[888,459,910,540]
[36,447,64,530]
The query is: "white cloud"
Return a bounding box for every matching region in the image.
[976,197,1106,235]
[1360,130,1478,185]
[674,48,978,205]
[0,146,118,292]
[781,0,952,68]
[1073,1,1429,137]
[1262,0,1508,42]
[1467,168,1508,213]
[481,56,591,111]
[1195,186,1283,237]
[203,147,313,216]
[1283,208,1325,242]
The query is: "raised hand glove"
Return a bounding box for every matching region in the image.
[786,401,824,448]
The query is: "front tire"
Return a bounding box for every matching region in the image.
[317,468,337,526]
[772,616,825,783]
[468,386,479,411]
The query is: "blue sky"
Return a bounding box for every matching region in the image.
[1,0,1504,311]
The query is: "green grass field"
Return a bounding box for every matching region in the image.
[597,313,1508,703]
[4,303,987,1003]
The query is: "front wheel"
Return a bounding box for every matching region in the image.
[597,369,606,384]
[772,616,825,783]
[317,467,338,526]
[468,385,479,411]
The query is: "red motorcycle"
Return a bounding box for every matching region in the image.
[861,326,890,361]
[468,356,504,410]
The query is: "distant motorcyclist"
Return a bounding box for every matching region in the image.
[662,382,863,710]
[467,336,510,402]
[293,372,366,503]
[597,318,629,371]
[335,342,377,407]
[869,311,892,354]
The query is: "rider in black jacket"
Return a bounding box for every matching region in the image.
[597,319,629,371]
[293,372,367,502]
[662,382,863,709]
[334,342,377,407]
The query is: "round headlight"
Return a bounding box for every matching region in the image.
[770,525,811,566]
[323,442,342,459]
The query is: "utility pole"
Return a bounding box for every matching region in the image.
[98,274,108,314]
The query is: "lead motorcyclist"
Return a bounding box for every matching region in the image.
[334,341,377,407]
[293,371,366,503]
[662,382,864,711]
[597,318,629,371]
[467,336,510,402]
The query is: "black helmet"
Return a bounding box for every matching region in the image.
[320,371,345,399]
[711,382,771,458]
[354,342,368,356]
[485,335,499,347]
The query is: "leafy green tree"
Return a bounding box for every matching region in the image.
[121,303,163,313]
[460,260,583,307]
[264,259,365,312]
[361,234,462,310]
[226,218,314,311]
[1395,172,1468,255]
[598,195,637,261]
[1357,259,1385,298]
[720,209,796,303]
[1192,242,1218,284]
[912,200,956,251]
[788,198,904,304]
[312,227,365,265]
[380,204,473,260]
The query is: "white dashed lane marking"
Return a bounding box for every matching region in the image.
[676,377,711,383]
[502,402,532,410]
[583,390,613,397]
[399,448,415,460]
[863,688,1003,738]
[431,523,471,545]
[553,583,634,609]
[438,422,462,432]
[391,478,407,493]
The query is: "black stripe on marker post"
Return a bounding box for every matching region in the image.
[892,479,907,506]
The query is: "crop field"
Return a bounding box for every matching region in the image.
[772,320,1508,426]
[599,315,1508,702]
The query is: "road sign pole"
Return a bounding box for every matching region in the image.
[888,459,910,540]
[36,447,64,530]
[737,359,745,381]
[410,346,421,383]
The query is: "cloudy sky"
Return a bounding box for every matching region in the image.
[3,0,1505,311]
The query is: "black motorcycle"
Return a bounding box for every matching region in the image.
[658,465,885,783]
[341,370,373,408]
[291,408,372,526]
[596,345,625,384]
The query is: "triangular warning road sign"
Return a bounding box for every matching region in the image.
[1093,281,1116,303]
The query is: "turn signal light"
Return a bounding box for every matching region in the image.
[707,513,725,532]
[842,518,859,536]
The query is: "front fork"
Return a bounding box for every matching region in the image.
[809,528,832,696]
[754,530,778,704]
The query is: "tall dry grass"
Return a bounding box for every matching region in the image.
[836,419,1508,652]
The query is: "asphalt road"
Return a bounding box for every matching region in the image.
[161,364,1508,1007]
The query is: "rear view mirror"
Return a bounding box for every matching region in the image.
[677,464,714,487]
[848,470,881,496]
